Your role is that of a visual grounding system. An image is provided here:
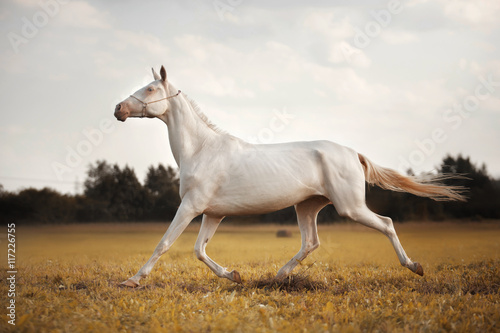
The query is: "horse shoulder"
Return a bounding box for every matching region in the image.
[178,139,240,199]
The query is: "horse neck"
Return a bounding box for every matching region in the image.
[160,89,221,167]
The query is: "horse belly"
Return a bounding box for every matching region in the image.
[204,154,325,216]
[205,183,321,216]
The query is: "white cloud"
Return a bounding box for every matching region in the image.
[482,96,500,113]
[458,58,468,71]
[406,0,431,6]
[112,30,168,57]
[173,34,210,62]
[53,1,111,29]
[172,34,256,97]
[303,11,353,40]
[48,72,70,81]
[0,51,25,73]
[381,30,418,44]
[307,64,390,103]
[200,74,255,98]
[302,10,373,68]
[401,79,454,118]
[391,0,500,33]
[11,0,39,7]
[0,7,10,20]
[442,0,500,30]
[328,41,372,68]
[466,59,500,78]
[172,36,308,98]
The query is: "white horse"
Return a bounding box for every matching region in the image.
[114,66,464,287]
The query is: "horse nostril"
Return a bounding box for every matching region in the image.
[115,104,121,112]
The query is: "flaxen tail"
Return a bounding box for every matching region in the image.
[358,153,466,201]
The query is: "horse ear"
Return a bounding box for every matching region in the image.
[160,65,167,82]
[152,68,161,80]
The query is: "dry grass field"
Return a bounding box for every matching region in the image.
[1,221,499,332]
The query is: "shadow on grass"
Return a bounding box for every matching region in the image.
[228,273,330,293]
[117,281,212,294]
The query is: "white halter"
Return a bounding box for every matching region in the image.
[129,90,181,117]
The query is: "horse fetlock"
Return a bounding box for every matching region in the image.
[274,267,290,281]
[307,242,320,253]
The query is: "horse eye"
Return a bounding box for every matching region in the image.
[148,87,153,92]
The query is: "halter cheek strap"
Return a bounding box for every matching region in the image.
[130,90,181,117]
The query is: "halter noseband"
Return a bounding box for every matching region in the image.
[129,89,181,117]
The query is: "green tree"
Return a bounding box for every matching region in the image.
[0,187,76,224]
[144,164,180,220]
[439,154,500,219]
[84,161,148,221]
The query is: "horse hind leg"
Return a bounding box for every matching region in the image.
[275,196,329,280]
[194,214,242,283]
[323,157,424,276]
[341,205,423,276]
[374,213,423,275]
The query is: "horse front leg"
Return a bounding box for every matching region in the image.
[194,214,242,283]
[120,200,200,288]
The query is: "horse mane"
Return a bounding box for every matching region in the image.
[183,94,228,135]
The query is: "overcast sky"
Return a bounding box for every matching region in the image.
[1,0,499,194]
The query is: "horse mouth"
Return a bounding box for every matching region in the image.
[114,112,129,122]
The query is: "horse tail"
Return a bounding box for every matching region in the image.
[357,153,466,201]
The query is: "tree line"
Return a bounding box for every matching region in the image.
[1,155,499,224]
[0,162,180,224]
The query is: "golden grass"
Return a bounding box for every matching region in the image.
[1,221,499,332]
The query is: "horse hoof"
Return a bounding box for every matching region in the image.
[119,279,140,288]
[413,262,424,276]
[231,270,242,284]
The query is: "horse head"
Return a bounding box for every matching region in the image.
[114,66,179,122]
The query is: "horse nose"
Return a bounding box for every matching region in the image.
[115,103,121,112]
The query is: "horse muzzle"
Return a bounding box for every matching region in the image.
[114,103,129,122]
